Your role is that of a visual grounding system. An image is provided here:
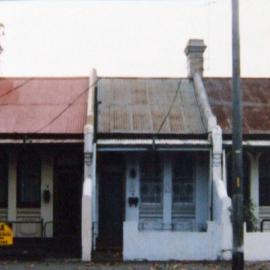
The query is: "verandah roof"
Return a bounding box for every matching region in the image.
[0,77,88,135]
[204,78,270,135]
[1,77,270,138]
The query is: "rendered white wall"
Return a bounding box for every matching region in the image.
[250,154,259,220]
[125,154,139,222]
[82,125,93,261]
[212,176,232,260]
[122,152,226,261]
[82,176,92,261]
[123,221,221,261]
[245,231,270,261]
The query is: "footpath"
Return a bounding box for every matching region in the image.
[0,261,269,270]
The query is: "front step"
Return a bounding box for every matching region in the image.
[92,250,122,262]
[0,238,44,260]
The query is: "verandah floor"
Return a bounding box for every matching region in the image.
[0,237,81,260]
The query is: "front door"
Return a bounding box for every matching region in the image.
[54,167,82,257]
[54,170,82,238]
[98,172,124,250]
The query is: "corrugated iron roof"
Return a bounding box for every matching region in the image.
[204,78,270,134]
[3,76,269,138]
[0,77,88,135]
[97,78,207,135]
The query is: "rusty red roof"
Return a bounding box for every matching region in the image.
[204,78,270,135]
[0,77,88,135]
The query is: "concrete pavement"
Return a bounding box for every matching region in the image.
[0,261,269,270]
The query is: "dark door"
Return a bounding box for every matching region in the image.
[98,172,124,250]
[54,170,82,238]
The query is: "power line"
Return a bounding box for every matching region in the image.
[33,78,101,134]
[0,78,33,99]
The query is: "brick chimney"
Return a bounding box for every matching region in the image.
[185,39,206,78]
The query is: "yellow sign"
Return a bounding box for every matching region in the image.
[0,223,13,246]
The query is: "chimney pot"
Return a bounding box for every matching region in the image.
[185,39,206,78]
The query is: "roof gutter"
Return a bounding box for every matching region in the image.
[0,138,83,144]
[97,138,210,152]
[97,138,209,146]
[223,140,270,147]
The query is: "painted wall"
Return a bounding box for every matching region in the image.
[1,145,82,238]
[245,231,270,261]
[5,149,48,238]
[123,151,221,261]
[125,153,140,223]
[125,152,210,229]
[123,221,221,261]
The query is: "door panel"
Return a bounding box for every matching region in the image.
[98,172,124,250]
[54,171,82,239]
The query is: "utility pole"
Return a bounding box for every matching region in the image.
[231,0,244,269]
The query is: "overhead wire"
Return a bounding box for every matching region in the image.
[33,77,101,134]
[152,79,183,150]
[1,76,182,136]
[0,78,33,99]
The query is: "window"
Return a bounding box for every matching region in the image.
[0,152,8,207]
[259,153,270,206]
[140,154,162,203]
[138,152,200,231]
[17,151,41,208]
[139,153,163,228]
[172,153,195,230]
[172,154,194,204]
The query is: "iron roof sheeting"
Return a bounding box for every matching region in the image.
[3,77,269,137]
[97,78,207,135]
[204,78,270,135]
[0,77,88,134]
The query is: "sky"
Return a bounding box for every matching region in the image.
[0,0,269,77]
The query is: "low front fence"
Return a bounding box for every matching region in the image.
[1,220,44,238]
[245,230,270,261]
[123,221,223,261]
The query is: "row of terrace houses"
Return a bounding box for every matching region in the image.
[0,39,270,261]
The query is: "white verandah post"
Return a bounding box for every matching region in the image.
[82,69,97,261]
